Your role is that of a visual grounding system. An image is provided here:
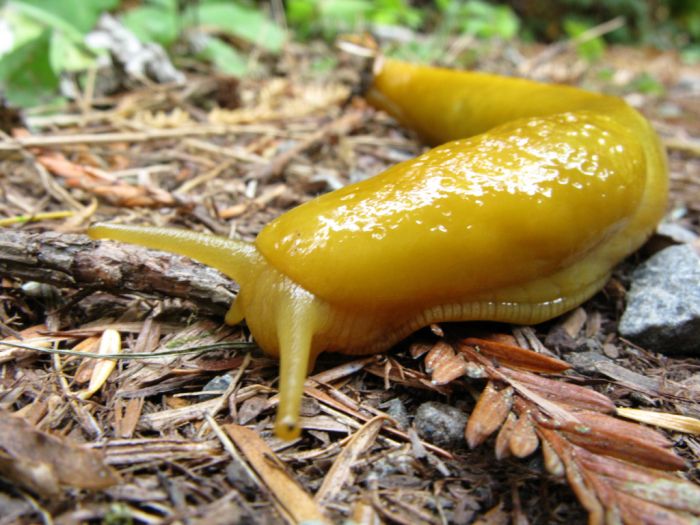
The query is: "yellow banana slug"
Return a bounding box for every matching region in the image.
[88,58,668,440]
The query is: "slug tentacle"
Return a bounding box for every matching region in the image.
[88,223,262,285]
[273,285,323,440]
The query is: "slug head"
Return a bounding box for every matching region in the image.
[88,224,325,440]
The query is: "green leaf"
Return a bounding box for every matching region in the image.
[0,30,61,107]
[0,7,44,50]
[10,0,116,35]
[49,30,95,73]
[629,72,665,96]
[563,18,605,62]
[195,35,248,76]
[121,5,179,46]
[286,0,316,38]
[188,2,286,53]
[458,1,519,40]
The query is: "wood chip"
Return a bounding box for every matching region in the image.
[224,424,327,524]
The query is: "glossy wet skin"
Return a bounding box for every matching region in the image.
[89,58,668,439]
[256,111,647,309]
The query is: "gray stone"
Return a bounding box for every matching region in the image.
[619,244,700,354]
[414,401,467,448]
[199,373,234,399]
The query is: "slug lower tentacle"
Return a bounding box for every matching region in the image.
[88,58,668,440]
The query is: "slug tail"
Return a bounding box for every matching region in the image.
[88,223,260,284]
[273,288,322,440]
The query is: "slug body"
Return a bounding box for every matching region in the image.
[88,59,668,439]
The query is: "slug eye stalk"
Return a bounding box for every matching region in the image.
[88,223,323,440]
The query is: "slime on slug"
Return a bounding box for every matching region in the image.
[88,58,668,440]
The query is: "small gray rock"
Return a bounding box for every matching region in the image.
[199,373,234,400]
[619,244,700,354]
[414,401,467,448]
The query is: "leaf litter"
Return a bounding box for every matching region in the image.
[0,37,699,524]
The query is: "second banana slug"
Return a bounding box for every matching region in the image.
[88,58,668,439]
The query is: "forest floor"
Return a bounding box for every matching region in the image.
[1,39,699,524]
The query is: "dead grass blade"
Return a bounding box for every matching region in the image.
[224,424,328,524]
[616,407,700,435]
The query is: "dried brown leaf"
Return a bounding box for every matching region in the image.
[0,412,119,496]
[237,395,269,425]
[509,412,539,458]
[72,336,101,383]
[114,397,144,439]
[568,411,674,449]
[614,490,694,525]
[556,411,685,471]
[540,436,565,477]
[431,353,469,385]
[459,338,570,373]
[612,478,700,514]
[538,428,605,524]
[465,382,513,449]
[424,340,455,373]
[503,369,616,413]
[78,328,120,400]
[409,341,434,359]
[494,412,517,460]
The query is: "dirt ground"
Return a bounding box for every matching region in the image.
[1,40,699,524]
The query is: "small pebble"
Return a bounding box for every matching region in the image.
[199,373,233,400]
[414,401,468,448]
[619,244,700,355]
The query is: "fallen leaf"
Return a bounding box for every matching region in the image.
[0,412,119,496]
[465,381,513,449]
[78,329,121,400]
[459,338,570,373]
